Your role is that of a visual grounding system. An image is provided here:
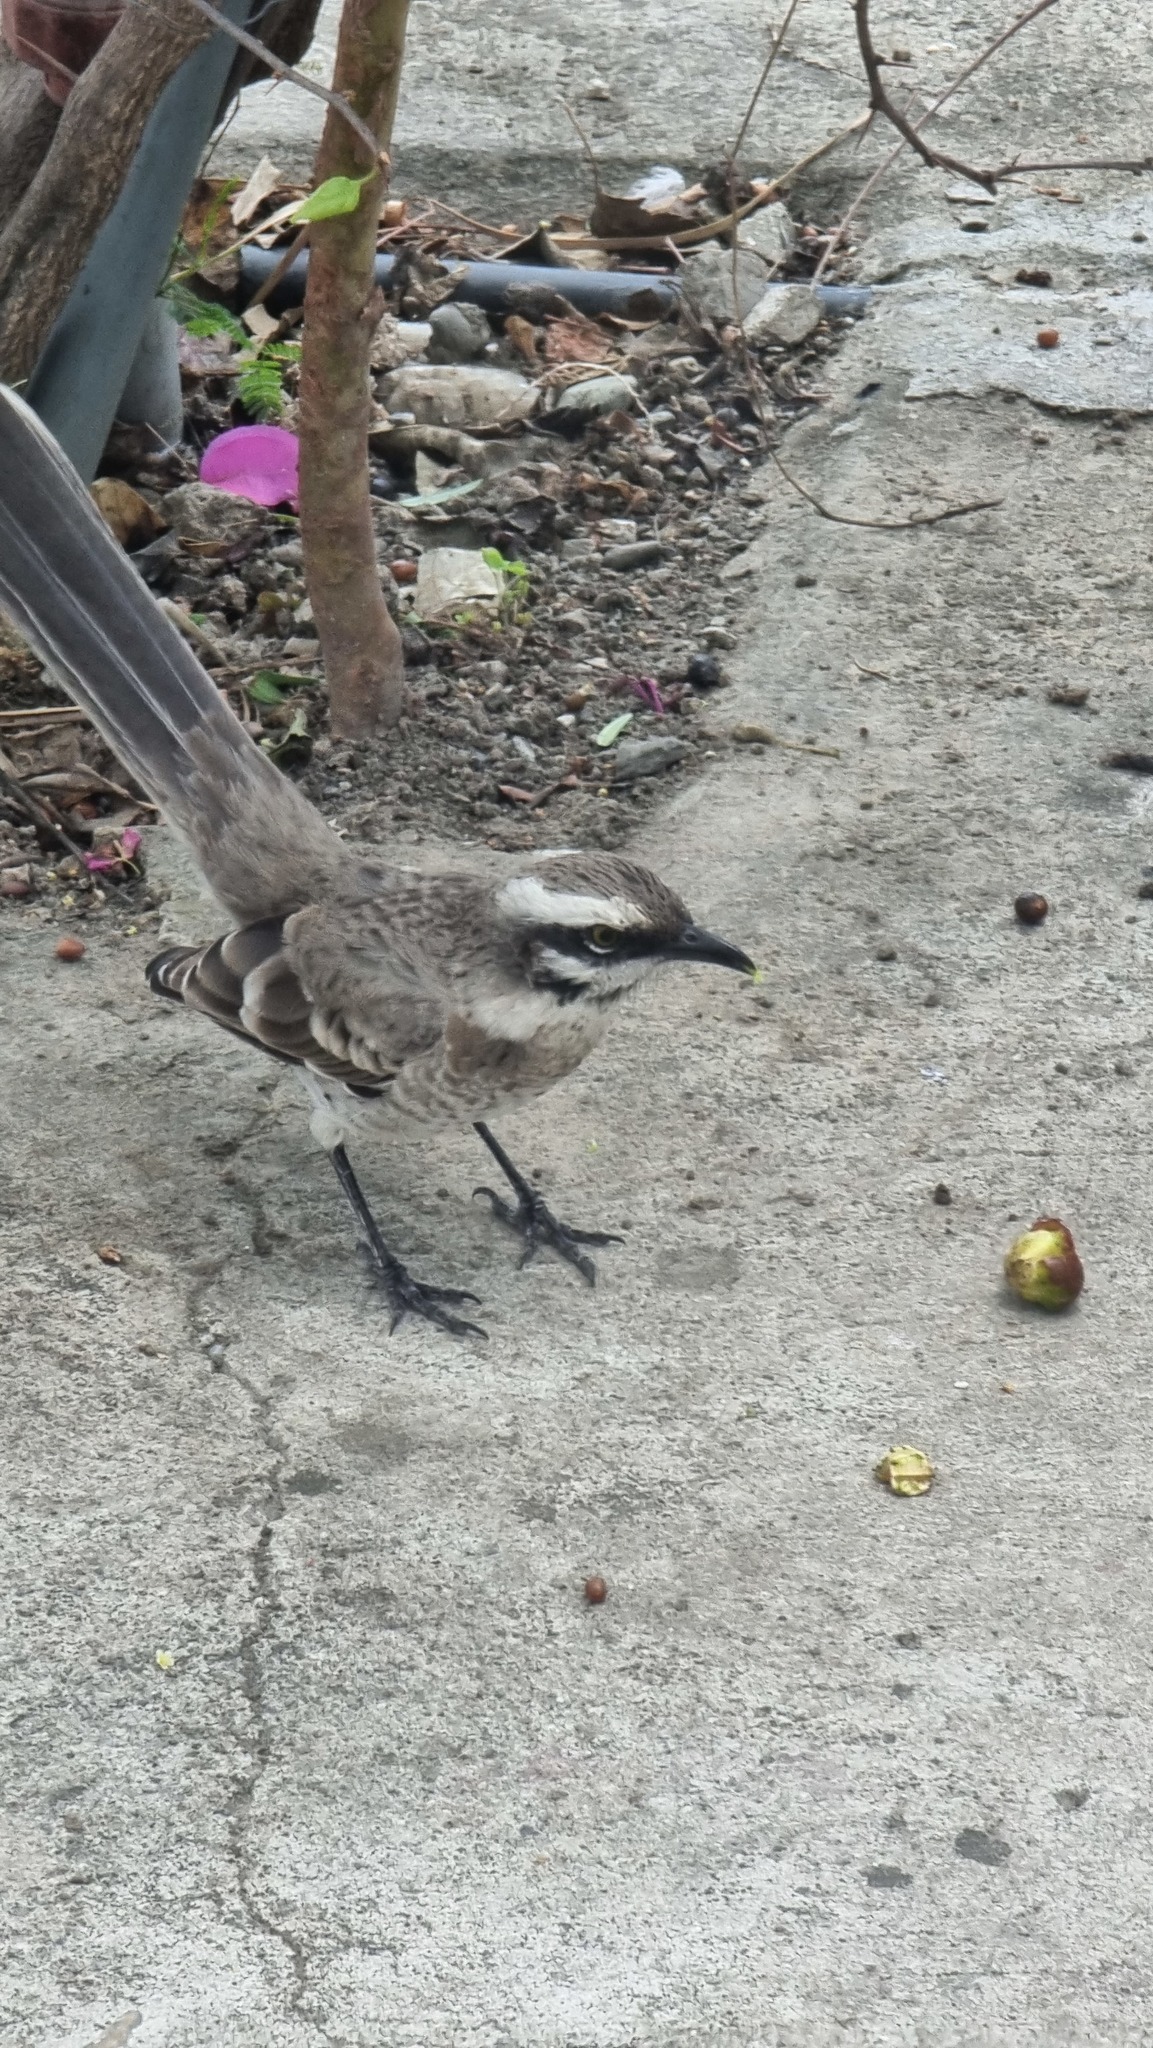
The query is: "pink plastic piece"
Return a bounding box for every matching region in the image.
[199,425,299,509]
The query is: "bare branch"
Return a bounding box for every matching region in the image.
[164,0,390,168]
[772,452,1003,530]
[730,0,806,165]
[818,0,1067,276]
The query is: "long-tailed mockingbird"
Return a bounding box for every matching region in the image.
[0,386,756,1334]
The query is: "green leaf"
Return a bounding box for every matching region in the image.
[291,174,371,223]
[397,476,485,509]
[260,707,312,767]
[247,672,286,705]
[594,712,633,748]
[249,670,319,702]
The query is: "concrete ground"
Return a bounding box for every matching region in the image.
[8,6,1153,2046]
[218,0,1151,223]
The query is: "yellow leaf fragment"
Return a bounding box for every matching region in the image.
[874,1444,935,1497]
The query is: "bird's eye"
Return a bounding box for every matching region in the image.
[586,924,622,952]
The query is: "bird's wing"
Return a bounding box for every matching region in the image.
[148,914,445,1095]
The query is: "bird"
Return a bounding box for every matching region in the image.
[0,384,756,1334]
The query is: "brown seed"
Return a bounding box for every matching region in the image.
[583,1575,609,1605]
[1014,893,1048,925]
[1036,327,1061,349]
[55,935,87,961]
[389,559,418,585]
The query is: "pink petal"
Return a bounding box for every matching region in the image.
[200,425,299,510]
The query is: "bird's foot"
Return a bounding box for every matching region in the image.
[357,1241,486,1338]
[473,1182,623,1286]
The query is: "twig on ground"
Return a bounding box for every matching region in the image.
[558,98,604,198]
[164,0,391,169]
[0,762,90,859]
[772,452,1002,529]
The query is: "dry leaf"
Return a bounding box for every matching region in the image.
[90,478,164,552]
[231,156,284,226]
[542,312,616,366]
[504,314,540,365]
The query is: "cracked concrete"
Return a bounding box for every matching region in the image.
[9,6,1153,2044]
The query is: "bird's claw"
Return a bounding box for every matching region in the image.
[473,1184,623,1286]
[356,1241,486,1338]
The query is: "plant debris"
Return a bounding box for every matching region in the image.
[1,168,865,910]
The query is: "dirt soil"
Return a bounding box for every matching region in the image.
[0,207,860,923]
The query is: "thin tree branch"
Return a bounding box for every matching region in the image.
[853,0,1153,192]
[730,0,805,164]
[817,0,1066,276]
[155,0,390,168]
[558,97,604,198]
[772,452,1002,529]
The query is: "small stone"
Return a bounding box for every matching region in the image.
[874,943,898,961]
[932,1182,952,1206]
[547,374,638,422]
[0,865,32,898]
[213,574,249,612]
[701,626,735,650]
[744,284,823,348]
[1014,892,1049,925]
[865,1865,913,1889]
[1046,683,1089,706]
[737,201,796,266]
[1036,327,1061,349]
[680,244,775,325]
[613,736,689,780]
[426,301,492,364]
[55,935,86,961]
[686,652,723,688]
[555,609,590,636]
[583,1575,609,1604]
[160,481,260,542]
[377,364,536,430]
[602,539,664,570]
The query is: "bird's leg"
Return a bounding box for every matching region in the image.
[327,1142,486,1338]
[472,1122,623,1286]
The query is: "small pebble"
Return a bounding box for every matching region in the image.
[1014,893,1049,925]
[686,652,723,689]
[583,1575,609,1605]
[55,935,87,961]
[1036,328,1061,349]
[389,559,418,584]
[932,1183,952,1206]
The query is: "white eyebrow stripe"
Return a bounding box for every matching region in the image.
[497,876,648,929]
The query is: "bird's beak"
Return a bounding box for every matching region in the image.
[659,923,759,976]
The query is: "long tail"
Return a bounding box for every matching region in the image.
[0,384,349,924]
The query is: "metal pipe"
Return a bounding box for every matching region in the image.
[240,246,872,322]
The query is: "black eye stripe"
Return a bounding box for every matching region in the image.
[532,923,670,962]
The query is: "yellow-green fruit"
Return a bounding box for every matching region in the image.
[1004,1217,1084,1310]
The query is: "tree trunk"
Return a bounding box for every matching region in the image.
[297,0,408,739]
[0,1,216,383]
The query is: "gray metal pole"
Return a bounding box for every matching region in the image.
[24,0,252,480]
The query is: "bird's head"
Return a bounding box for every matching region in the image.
[493,853,757,1009]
